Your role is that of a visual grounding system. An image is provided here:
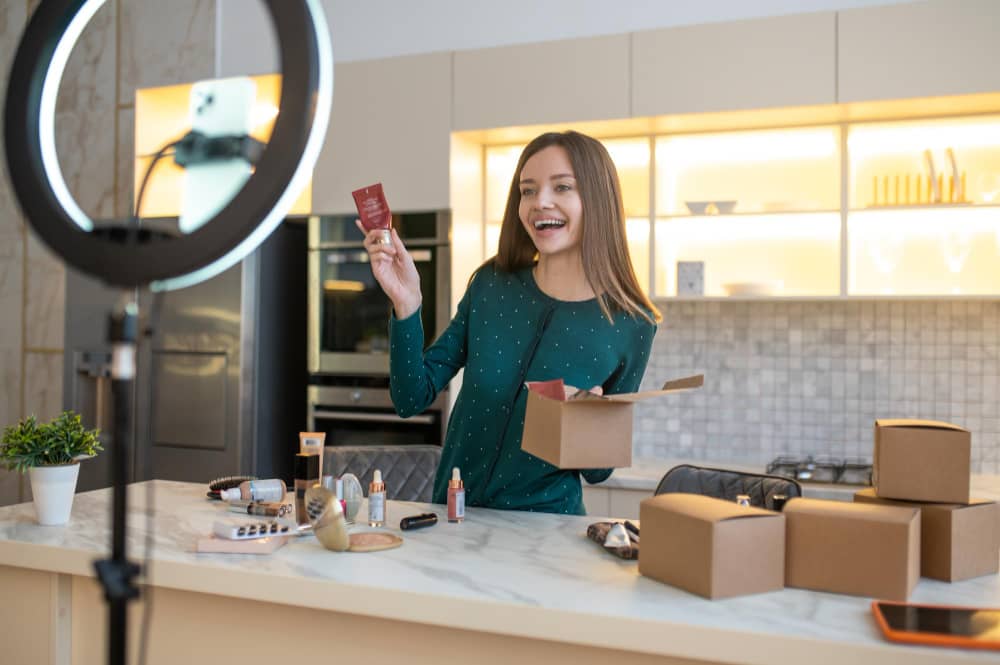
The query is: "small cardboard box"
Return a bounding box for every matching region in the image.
[874,419,971,504]
[520,375,703,469]
[854,488,1000,582]
[638,493,785,600]
[784,497,920,601]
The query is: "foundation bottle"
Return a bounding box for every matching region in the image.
[447,467,465,523]
[368,469,386,527]
[295,454,320,526]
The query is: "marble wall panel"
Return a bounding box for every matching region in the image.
[24,230,65,351]
[119,0,215,106]
[1,0,27,432]
[0,0,26,235]
[115,107,135,219]
[634,300,1000,474]
[24,351,64,423]
[0,227,23,428]
[53,0,117,221]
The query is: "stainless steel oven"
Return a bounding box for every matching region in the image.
[308,211,451,375]
[307,385,448,447]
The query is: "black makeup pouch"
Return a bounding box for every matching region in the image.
[654,464,802,511]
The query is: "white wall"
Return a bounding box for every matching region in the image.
[218,0,913,74]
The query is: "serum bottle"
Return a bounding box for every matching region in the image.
[447,467,465,523]
[368,469,386,527]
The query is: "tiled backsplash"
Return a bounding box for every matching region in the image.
[635,300,1000,474]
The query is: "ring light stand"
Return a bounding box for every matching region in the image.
[3,1,333,663]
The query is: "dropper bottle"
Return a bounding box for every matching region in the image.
[368,469,386,527]
[447,467,465,523]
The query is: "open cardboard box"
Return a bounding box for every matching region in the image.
[638,493,785,599]
[520,375,703,469]
[874,419,971,503]
[784,497,920,601]
[854,488,999,582]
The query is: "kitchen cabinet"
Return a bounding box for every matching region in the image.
[453,34,630,131]
[312,53,452,214]
[583,486,650,520]
[582,486,610,516]
[838,0,1000,103]
[632,12,835,117]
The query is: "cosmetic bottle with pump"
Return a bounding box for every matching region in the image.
[368,469,386,527]
[219,479,286,503]
[447,467,465,523]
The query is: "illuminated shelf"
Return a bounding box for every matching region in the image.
[471,105,1000,300]
[661,209,840,219]
[849,202,999,212]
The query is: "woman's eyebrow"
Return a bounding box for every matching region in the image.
[519,173,575,184]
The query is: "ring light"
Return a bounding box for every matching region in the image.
[4,0,333,291]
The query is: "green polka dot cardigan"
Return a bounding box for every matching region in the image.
[389,264,655,515]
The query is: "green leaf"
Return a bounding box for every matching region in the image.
[0,411,102,472]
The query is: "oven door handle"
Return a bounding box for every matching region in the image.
[324,249,433,264]
[312,409,435,425]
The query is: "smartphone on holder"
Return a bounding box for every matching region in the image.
[871,600,1000,651]
[179,76,257,235]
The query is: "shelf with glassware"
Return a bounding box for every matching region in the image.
[654,125,843,298]
[846,115,1000,297]
[479,117,1000,300]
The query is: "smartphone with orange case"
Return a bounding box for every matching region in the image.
[871,600,1000,651]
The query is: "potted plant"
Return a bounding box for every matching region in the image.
[0,411,102,525]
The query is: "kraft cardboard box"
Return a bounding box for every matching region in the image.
[521,375,703,469]
[854,488,999,582]
[784,497,920,601]
[638,493,785,600]
[873,419,971,504]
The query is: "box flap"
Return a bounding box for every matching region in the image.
[875,418,969,433]
[525,378,569,401]
[644,492,777,522]
[603,374,704,403]
[785,497,918,524]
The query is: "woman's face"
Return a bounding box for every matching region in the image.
[517,145,583,258]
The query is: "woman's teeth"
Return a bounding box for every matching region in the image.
[534,219,566,230]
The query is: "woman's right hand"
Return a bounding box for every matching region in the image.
[356,220,422,319]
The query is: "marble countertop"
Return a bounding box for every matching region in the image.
[1,480,998,665]
[603,458,1000,501]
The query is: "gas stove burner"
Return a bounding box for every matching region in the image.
[766,455,872,486]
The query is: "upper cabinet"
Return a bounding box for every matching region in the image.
[453,35,630,130]
[838,0,1000,103]
[312,53,452,214]
[632,12,836,117]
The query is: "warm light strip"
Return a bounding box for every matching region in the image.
[323,279,365,292]
[656,128,837,165]
[848,120,1000,156]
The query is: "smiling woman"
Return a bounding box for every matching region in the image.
[357,130,660,515]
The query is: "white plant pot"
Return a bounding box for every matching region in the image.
[28,463,81,526]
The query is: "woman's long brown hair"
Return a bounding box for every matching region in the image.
[488,131,661,324]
